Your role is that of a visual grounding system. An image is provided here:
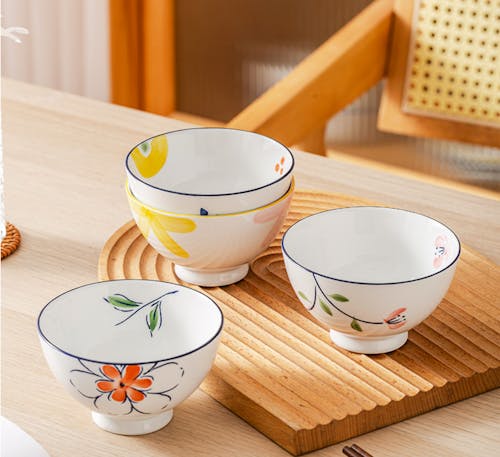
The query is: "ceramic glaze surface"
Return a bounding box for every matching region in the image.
[125,128,294,214]
[126,179,294,286]
[283,207,460,284]
[38,281,221,362]
[38,280,223,435]
[282,207,460,354]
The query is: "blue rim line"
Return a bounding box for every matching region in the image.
[281,206,461,286]
[37,279,224,366]
[125,127,295,197]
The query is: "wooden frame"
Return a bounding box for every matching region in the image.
[108,0,393,153]
[109,0,176,115]
[227,0,394,150]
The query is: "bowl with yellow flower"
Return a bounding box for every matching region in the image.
[125,128,295,286]
[125,127,294,215]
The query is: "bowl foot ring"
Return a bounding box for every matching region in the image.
[91,409,173,435]
[329,330,408,354]
[174,263,249,287]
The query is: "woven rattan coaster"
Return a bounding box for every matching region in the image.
[1,222,21,259]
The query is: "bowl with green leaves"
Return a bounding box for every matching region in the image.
[281,207,460,354]
[38,279,223,435]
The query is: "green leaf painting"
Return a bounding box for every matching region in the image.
[298,291,310,302]
[107,290,177,337]
[351,319,363,332]
[139,142,149,154]
[105,294,141,309]
[319,299,333,316]
[148,307,159,333]
[330,294,349,302]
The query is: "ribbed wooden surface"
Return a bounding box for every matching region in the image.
[99,190,500,455]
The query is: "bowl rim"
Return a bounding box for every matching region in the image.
[37,279,224,365]
[281,206,461,286]
[126,176,295,218]
[125,127,295,197]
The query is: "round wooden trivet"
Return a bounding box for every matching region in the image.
[1,222,21,259]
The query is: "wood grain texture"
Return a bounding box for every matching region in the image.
[227,0,393,147]
[293,124,327,156]
[326,147,500,201]
[3,79,500,457]
[99,190,500,455]
[378,0,500,147]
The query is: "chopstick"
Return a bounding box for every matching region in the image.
[342,443,374,457]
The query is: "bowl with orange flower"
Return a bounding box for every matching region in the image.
[38,279,223,435]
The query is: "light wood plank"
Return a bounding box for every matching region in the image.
[293,124,326,156]
[326,147,500,201]
[170,110,224,127]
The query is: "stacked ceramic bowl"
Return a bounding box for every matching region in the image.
[125,127,295,287]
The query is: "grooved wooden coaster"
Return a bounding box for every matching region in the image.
[99,190,500,456]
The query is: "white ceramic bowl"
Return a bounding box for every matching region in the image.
[281,207,460,354]
[126,178,294,287]
[38,279,223,435]
[125,127,294,215]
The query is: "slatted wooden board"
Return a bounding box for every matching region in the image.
[99,190,500,455]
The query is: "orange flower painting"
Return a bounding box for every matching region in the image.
[70,360,184,415]
[96,365,152,403]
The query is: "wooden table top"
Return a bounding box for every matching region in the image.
[2,79,499,457]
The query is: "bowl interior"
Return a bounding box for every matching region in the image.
[126,128,293,195]
[38,280,223,364]
[282,207,460,284]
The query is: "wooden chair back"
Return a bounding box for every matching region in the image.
[109,0,500,154]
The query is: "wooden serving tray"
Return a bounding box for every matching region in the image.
[99,190,500,455]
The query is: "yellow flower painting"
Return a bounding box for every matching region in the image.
[130,198,196,259]
[131,135,168,178]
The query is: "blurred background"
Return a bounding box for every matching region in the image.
[2,0,499,191]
